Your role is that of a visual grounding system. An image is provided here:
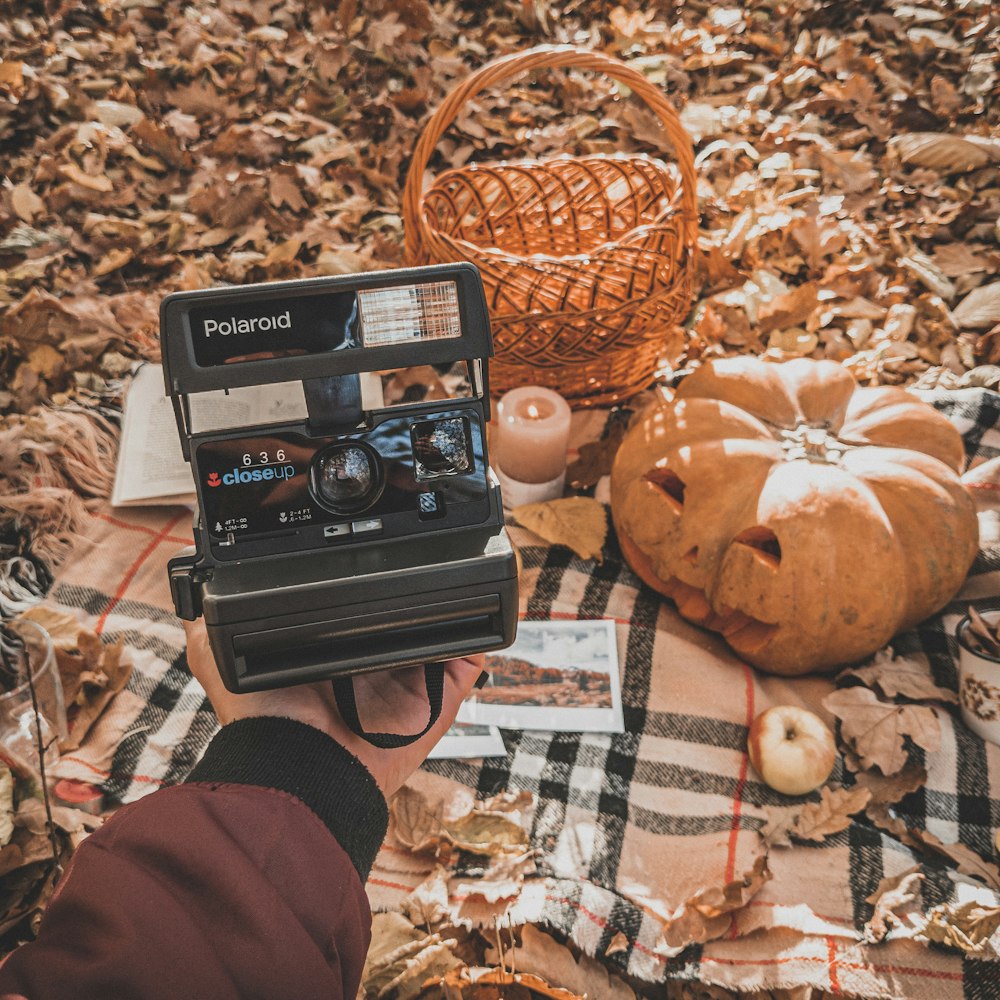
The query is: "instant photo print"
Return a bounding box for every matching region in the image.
[162,264,518,694]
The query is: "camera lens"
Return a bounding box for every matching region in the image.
[411,417,472,478]
[310,441,383,514]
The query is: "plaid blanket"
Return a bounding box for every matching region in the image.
[45,389,1000,998]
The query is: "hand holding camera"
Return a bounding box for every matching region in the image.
[183,618,484,796]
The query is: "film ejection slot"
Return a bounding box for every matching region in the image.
[161,263,518,694]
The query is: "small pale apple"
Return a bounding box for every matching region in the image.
[747,705,836,796]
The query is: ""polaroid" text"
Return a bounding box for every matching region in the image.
[203,311,292,337]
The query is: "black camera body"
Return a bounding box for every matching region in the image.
[163,264,518,693]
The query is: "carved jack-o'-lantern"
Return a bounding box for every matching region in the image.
[610,357,979,675]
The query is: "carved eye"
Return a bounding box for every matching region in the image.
[645,466,685,510]
[732,526,781,570]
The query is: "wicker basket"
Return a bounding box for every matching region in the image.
[403,45,698,407]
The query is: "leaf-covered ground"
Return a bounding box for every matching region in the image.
[1,0,997,414]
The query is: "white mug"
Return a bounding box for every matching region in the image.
[956,611,1000,746]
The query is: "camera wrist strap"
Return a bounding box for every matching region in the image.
[331,663,445,749]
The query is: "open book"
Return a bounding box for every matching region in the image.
[111,364,309,507]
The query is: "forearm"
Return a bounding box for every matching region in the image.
[0,718,388,1000]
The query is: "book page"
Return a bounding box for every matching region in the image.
[111,364,195,506]
[112,365,384,507]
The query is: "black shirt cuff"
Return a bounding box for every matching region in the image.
[185,716,388,880]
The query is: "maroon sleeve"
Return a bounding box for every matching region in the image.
[0,717,389,1000]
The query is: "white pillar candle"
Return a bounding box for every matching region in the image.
[494,386,571,506]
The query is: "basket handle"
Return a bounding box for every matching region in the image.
[403,44,699,262]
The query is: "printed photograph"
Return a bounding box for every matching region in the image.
[427,722,506,760]
[457,620,624,734]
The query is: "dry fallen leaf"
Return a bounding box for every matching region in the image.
[855,763,928,811]
[823,687,941,775]
[840,648,958,705]
[565,421,627,490]
[362,911,461,1000]
[389,786,447,853]
[953,283,1000,332]
[484,924,637,1000]
[918,900,1000,954]
[863,867,924,943]
[792,785,872,843]
[657,853,772,954]
[759,804,801,848]
[513,498,608,563]
[401,866,452,929]
[887,133,1000,173]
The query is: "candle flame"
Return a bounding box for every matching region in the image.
[526,404,541,419]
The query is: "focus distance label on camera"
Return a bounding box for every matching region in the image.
[357,281,461,347]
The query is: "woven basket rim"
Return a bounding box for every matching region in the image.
[421,207,688,268]
[436,150,682,172]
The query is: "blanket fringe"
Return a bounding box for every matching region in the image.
[0,405,120,578]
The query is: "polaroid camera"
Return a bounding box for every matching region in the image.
[162,264,518,703]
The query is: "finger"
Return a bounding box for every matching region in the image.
[442,652,486,701]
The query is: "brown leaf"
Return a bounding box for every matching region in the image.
[389,786,447,853]
[363,911,461,999]
[757,281,819,333]
[604,931,630,956]
[863,867,924,943]
[513,498,608,563]
[918,900,1000,954]
[565,421,626,490]
[444,811,530,856]
[57,162,113,193]
[855,763,928,810]
[10,184,44,223]
[918,832,1000,892]
[792,785,872,843]
[484,925,637,1000]
[657,853,772,954]
[953,283,1000,332]
[888,133,1000,173]
[823,687,940,775]
[840,649,958,704]
[759,805,801,848]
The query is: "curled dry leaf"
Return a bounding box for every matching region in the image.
[966,606,1000,657]
[855,762,928,811]
[401,866,452,929]
[760,804,801,848]
[822,687,940,775]
[19,606,132,752]
[863,867,924,943]
[867,806,1000,892]
[918,900,1000,955]
[565,421,627,490]
[362,912,462,1000]
[887,133,1000,173]
[484,924,637,1000]
[840,648,958,705]
[792,785,872,843]
[513,498,608,564]
[389,786,447,853]
[657,853,772,955]
[389,786,532,858]
[953,283,1000,332]
[425,967,584,1000]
